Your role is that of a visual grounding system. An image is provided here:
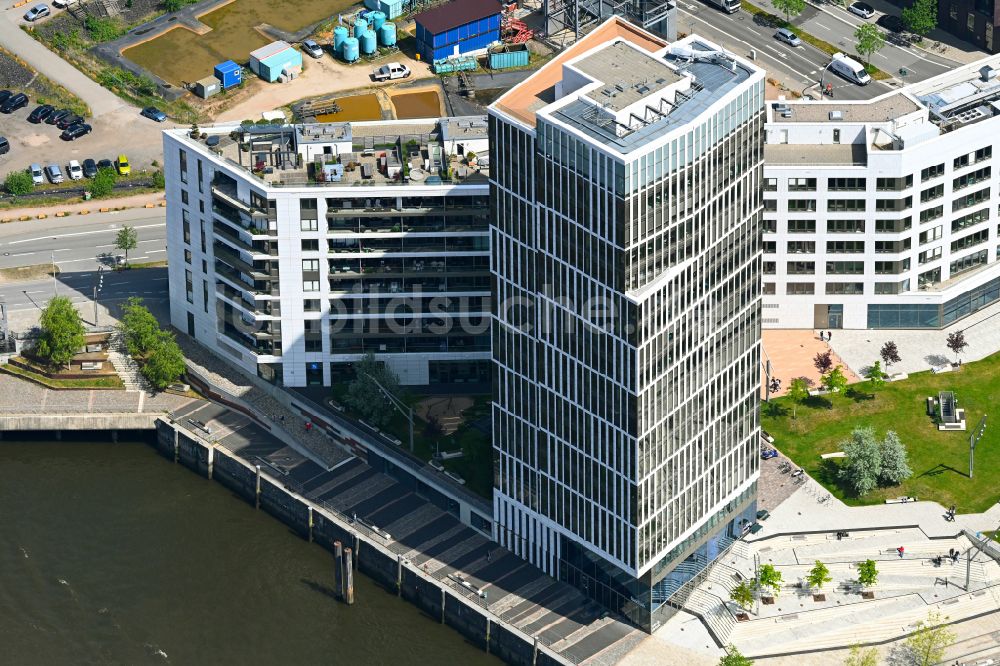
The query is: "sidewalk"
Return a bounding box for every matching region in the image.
[762,329,861,397]
[0,191,166,221]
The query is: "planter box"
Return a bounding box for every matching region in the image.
[813,593,826,602]
[762,596,775,605]
[735,612,750,622]
[861,591,875,599]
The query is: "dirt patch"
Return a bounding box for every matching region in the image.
[0,46,90,116]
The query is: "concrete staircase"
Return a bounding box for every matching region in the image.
[107,332,152,393]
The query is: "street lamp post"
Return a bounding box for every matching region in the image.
[363,371,414,453]
[93,266,104,326]
[51,251,57,296]
[969,415,987,478]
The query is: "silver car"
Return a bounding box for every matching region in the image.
[775,28,802,46]
[302,39,324,59]
[23,4,50,20]
[45,164,63,184]
[30,163,44,185]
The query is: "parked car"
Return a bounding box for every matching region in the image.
[848,1,875,18]
[46,108,71,125]
[30,163,44,185]
[115,154,130,175]
[774,27,802,46]
[877,14,905,32]
[0,91,12,107]
[23,4,50,20]
[56,113,82,129]
[372,62,411,82]
[60,122,92,141]
[82,158,97,178]
[140,106,167,122]
[1,93,29,114]
[28,104,54,123]
[96,158,113,170]
[0,137,9,156]
[301,39,324,59]
[67,159,83,180]
[52,0,76,7]
[45,163,63,183]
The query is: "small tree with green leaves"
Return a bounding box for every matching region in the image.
[806,560,833,592]
[343,351,401,428]
[854,23,885,68]
[839,426,882,497]
[879,430,913,486]
[822,365,849,394]
[720,645,754,666]
[5,170,34,196]
[35,296,86,368]
[902,0,938,38]
[142,330,185,389]
[118,297,161,356]
[880,340,901,369]
[730,580,755,612]
[115,225,138,266]
[772,0,805,21]
[787,376,813,419]
[905,611,956,666]
[757,563,783,598]
[867,360,888,391]
[844,644,879,666]
[857,559,878,588]
[90,167,116,198]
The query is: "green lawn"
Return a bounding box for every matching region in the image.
[761,351,1000,512]
[1,361,124,390]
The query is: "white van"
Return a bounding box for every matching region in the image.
[830,52,871,86]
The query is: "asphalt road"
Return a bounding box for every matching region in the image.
[677,0,967,99]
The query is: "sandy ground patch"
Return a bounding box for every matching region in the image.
[761,329,861,398]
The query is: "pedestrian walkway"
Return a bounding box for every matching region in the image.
[0,192,166,221]
[762,329,860,397]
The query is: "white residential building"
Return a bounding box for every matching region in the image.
[489,18,764,631]
[764,58,1000,330]
[163,117,492,388]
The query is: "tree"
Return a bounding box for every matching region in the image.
[115,225,138,266]
[867,360,888,391]
[730,580,754,612]
[839,426,882,497]
[90,167,117,198]
[35,296,86,367]
[880,340,901,369]
[946,330,968,364]
[857,559,878,588]
[772,0,804,21]
[5,169,34,196]
[787,376,813,419]
[905,611,956,666]
[879,430,913,485]
[902,0,937,37]
[806,560,833,591]
[118,297,161,356]
[814,350,833,375]
[142,330,185,389]
[844,644,879,666]
[719,645,754,666]
[822,365,849,394]
[854,23,885,68]
[343,352,401,428]
[757,563,783,598]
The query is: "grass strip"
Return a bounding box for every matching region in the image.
[1,361,125,390]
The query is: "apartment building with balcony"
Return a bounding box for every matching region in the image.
[489,18,765,631]
[764,58,1000,329]
[163,117,492,388]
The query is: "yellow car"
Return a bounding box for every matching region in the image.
[116,154,131,176]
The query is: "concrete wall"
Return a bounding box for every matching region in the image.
[0,413,160,431]
[153,417,569,666]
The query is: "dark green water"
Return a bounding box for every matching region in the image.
[0,439,499,665]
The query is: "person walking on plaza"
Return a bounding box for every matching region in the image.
[897,546,905,558]
[827,331,833,342]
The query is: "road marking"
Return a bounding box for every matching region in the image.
[4,222,165,245]
[762,44,788,59]
[813,21,830,30]
[147,249,166,254]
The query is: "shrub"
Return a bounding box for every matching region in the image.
[5,170,34,196]
[84,16,125,43]
[90,167,117,198]
[151,170,165,189]
[36,296,85,368]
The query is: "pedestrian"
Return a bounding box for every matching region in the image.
[827,331,833,342]
[280,414,285,424]
[819,331,825,342]
[898,546,905,558]
[486,550,491,563]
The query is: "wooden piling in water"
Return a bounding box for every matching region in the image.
[343,548,355,605]
[334,541,343,599]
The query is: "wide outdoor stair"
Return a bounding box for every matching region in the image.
[685,587,737,644]
[107,332,152,393]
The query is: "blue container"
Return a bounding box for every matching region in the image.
[353,18,368,39]
[213,59,242,89]
[489,46,529,70]
[333,26,349,53]
[360,29,377,55]
[378,22,396,47]
[369,10,386,31]
[341,37,360,62]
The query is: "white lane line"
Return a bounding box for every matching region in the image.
[147,249,166,254]
[5,222,165,245]
[813,21,830,30]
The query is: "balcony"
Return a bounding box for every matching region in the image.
[211,182,250,213]
[215,260,279,296]
[215,244,278,281]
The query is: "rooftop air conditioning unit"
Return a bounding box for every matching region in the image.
[829,110,843,120]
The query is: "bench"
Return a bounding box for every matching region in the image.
[80,361,103,371]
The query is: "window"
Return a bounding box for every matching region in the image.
[826,240,865,253]
[951,229,989,251]
[182,215,191,244]
[179,148,187,184]
[919,226,943,244]
[303,280,320,292]
[301,239,320,252]
[876,176,913,191]
[305,338,323,352]
[875,259,909,274]
[920,206,943,223]
[763,241,776,253]
[828,199,866,212]
[302,259,319,272]
[951,249,988,276]
[200,220,206,253]
[975,146,992,163]
[952,208,989,232]
[876,196,912,212]
[788,199,817,212]
[763,282,776,295]
[181,190,189,205]
[301,218,319,232]
[953,188,990,211]
[787,219,816,233]
[300,198,318,223]
[185,269,193,303]
[954,166,990,190]
[763,261,776,274]
[302,258,320,292]
[786,261,815,274]
[874,282,902,295]
[833,129,841,144]
[920,184,944,203]
[197,160,203,193]
[789,178,817,191]
[954,153,970,170]
[203,280,208,313]
[304,299,321,312]
[764,199,777,212]
[827,219,865,233]
[826,261,864,274]
[787,283,815,295]
[919,247,942,264]
[826,282,864,294]
[921,163,945,181]
[876,218,912,232]
[787,241,815,254]
[762,219,776,233]
[876,239,911,253]
[764,178,777,191]
[827,178,866,191]
[184,249,192,264]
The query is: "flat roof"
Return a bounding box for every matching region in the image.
[491,16,667,128]
[764,143,867,166]
[772,93,921,123]
[414,0,500,34]
[573,41,683,113]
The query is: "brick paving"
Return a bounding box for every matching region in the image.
[761,330,861,398]
[0,371,191,414]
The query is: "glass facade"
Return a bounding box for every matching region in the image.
[867,275,1000,328]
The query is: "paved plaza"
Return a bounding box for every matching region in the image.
[761,330,860,398]
[0,370,194,416]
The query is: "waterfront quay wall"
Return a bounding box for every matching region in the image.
[0,413,159,432]
[154,419,569,666]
